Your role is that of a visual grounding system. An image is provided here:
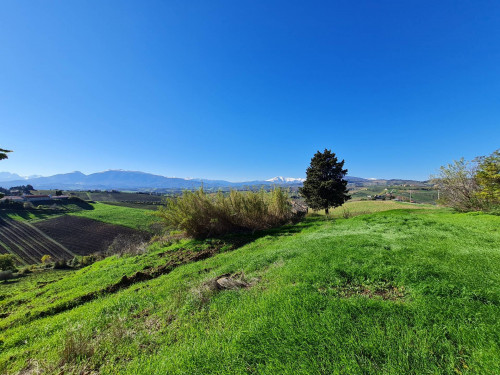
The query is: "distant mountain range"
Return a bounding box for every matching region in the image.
[0,170,426,191]
[266,176,305,183]
[0,172,42,182]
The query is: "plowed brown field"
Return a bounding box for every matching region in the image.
[33,216,147,257]
[0,217,75,265]
[0,216,147,265]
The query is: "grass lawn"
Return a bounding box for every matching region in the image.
[69,202,160,231]
[1,208,498,374]
[309,199,440,217]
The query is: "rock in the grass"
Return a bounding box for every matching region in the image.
[216,277,249,290]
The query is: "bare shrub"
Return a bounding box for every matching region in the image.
[342,207,351,219]
[431,158,483,211]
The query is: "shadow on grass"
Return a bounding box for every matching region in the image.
[197,216,329,254]
[1,277,21,286]
[0,198,95,221]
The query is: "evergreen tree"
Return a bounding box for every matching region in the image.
[0,148,11,161]
[299,149,350,214]
[0,148,12,199]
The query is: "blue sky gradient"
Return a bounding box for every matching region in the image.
[1,1,499,181]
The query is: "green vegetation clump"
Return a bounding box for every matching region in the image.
[156,188,294,238]
[41,255,52,264]
[0,254,16,271]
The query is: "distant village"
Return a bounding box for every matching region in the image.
[0,184,70,204]
[0,194,70,204]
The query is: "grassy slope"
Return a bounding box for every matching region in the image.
[1,207,499,374]
[69,202,159,231]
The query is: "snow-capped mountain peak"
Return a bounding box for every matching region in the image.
[265,176,305,183]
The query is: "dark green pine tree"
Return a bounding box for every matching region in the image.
[0,148,11,161]
[0,148,12,199]
[299,149,351,214]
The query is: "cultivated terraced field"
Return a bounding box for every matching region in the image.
[0,217,75,265]
[33,216,148,256]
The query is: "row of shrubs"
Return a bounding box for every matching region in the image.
[155,187,301,238]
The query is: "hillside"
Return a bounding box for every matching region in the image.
[1,205,499,374]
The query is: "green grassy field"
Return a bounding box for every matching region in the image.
[1,201,156,231]
[309,199,439,216]
[0,199,94,222]
[99,201,161,210]
[0,210,64,222]
[69,202,159,231]
[1,203,499,374]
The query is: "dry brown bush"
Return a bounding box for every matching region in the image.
[156,188,297,238]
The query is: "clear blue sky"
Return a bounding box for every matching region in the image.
[1,1,499,181]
